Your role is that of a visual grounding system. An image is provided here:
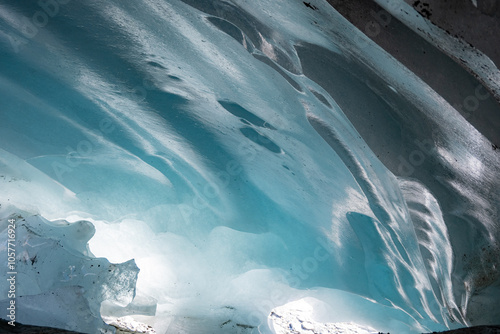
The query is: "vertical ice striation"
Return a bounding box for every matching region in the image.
[0,0,499,333]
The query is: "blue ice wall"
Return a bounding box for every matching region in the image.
[0,0,499,333]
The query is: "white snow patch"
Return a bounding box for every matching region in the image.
[269,299,380,334]
[103,316,157,334]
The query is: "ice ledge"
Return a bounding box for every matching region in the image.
[0,208,140,333]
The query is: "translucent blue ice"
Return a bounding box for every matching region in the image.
[0,0,499,333]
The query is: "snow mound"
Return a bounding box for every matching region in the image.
[269,299,379,334]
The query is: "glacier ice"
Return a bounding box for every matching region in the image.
[0,210,139,333]
[0,0,499,333]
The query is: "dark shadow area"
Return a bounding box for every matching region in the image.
[219,100,275,129]
[326,0,500,147]
[0,320,85,333]
[426,325,500,334]
[239,127,281,153]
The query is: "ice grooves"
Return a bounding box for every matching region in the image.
[307,114,412,265]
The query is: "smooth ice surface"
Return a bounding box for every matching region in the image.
[0,0,499,333]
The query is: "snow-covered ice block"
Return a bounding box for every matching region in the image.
[0,210,139,333]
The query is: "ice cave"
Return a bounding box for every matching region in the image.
[0,0,499,333]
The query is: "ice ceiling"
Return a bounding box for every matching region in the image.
[0,0,499,333]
